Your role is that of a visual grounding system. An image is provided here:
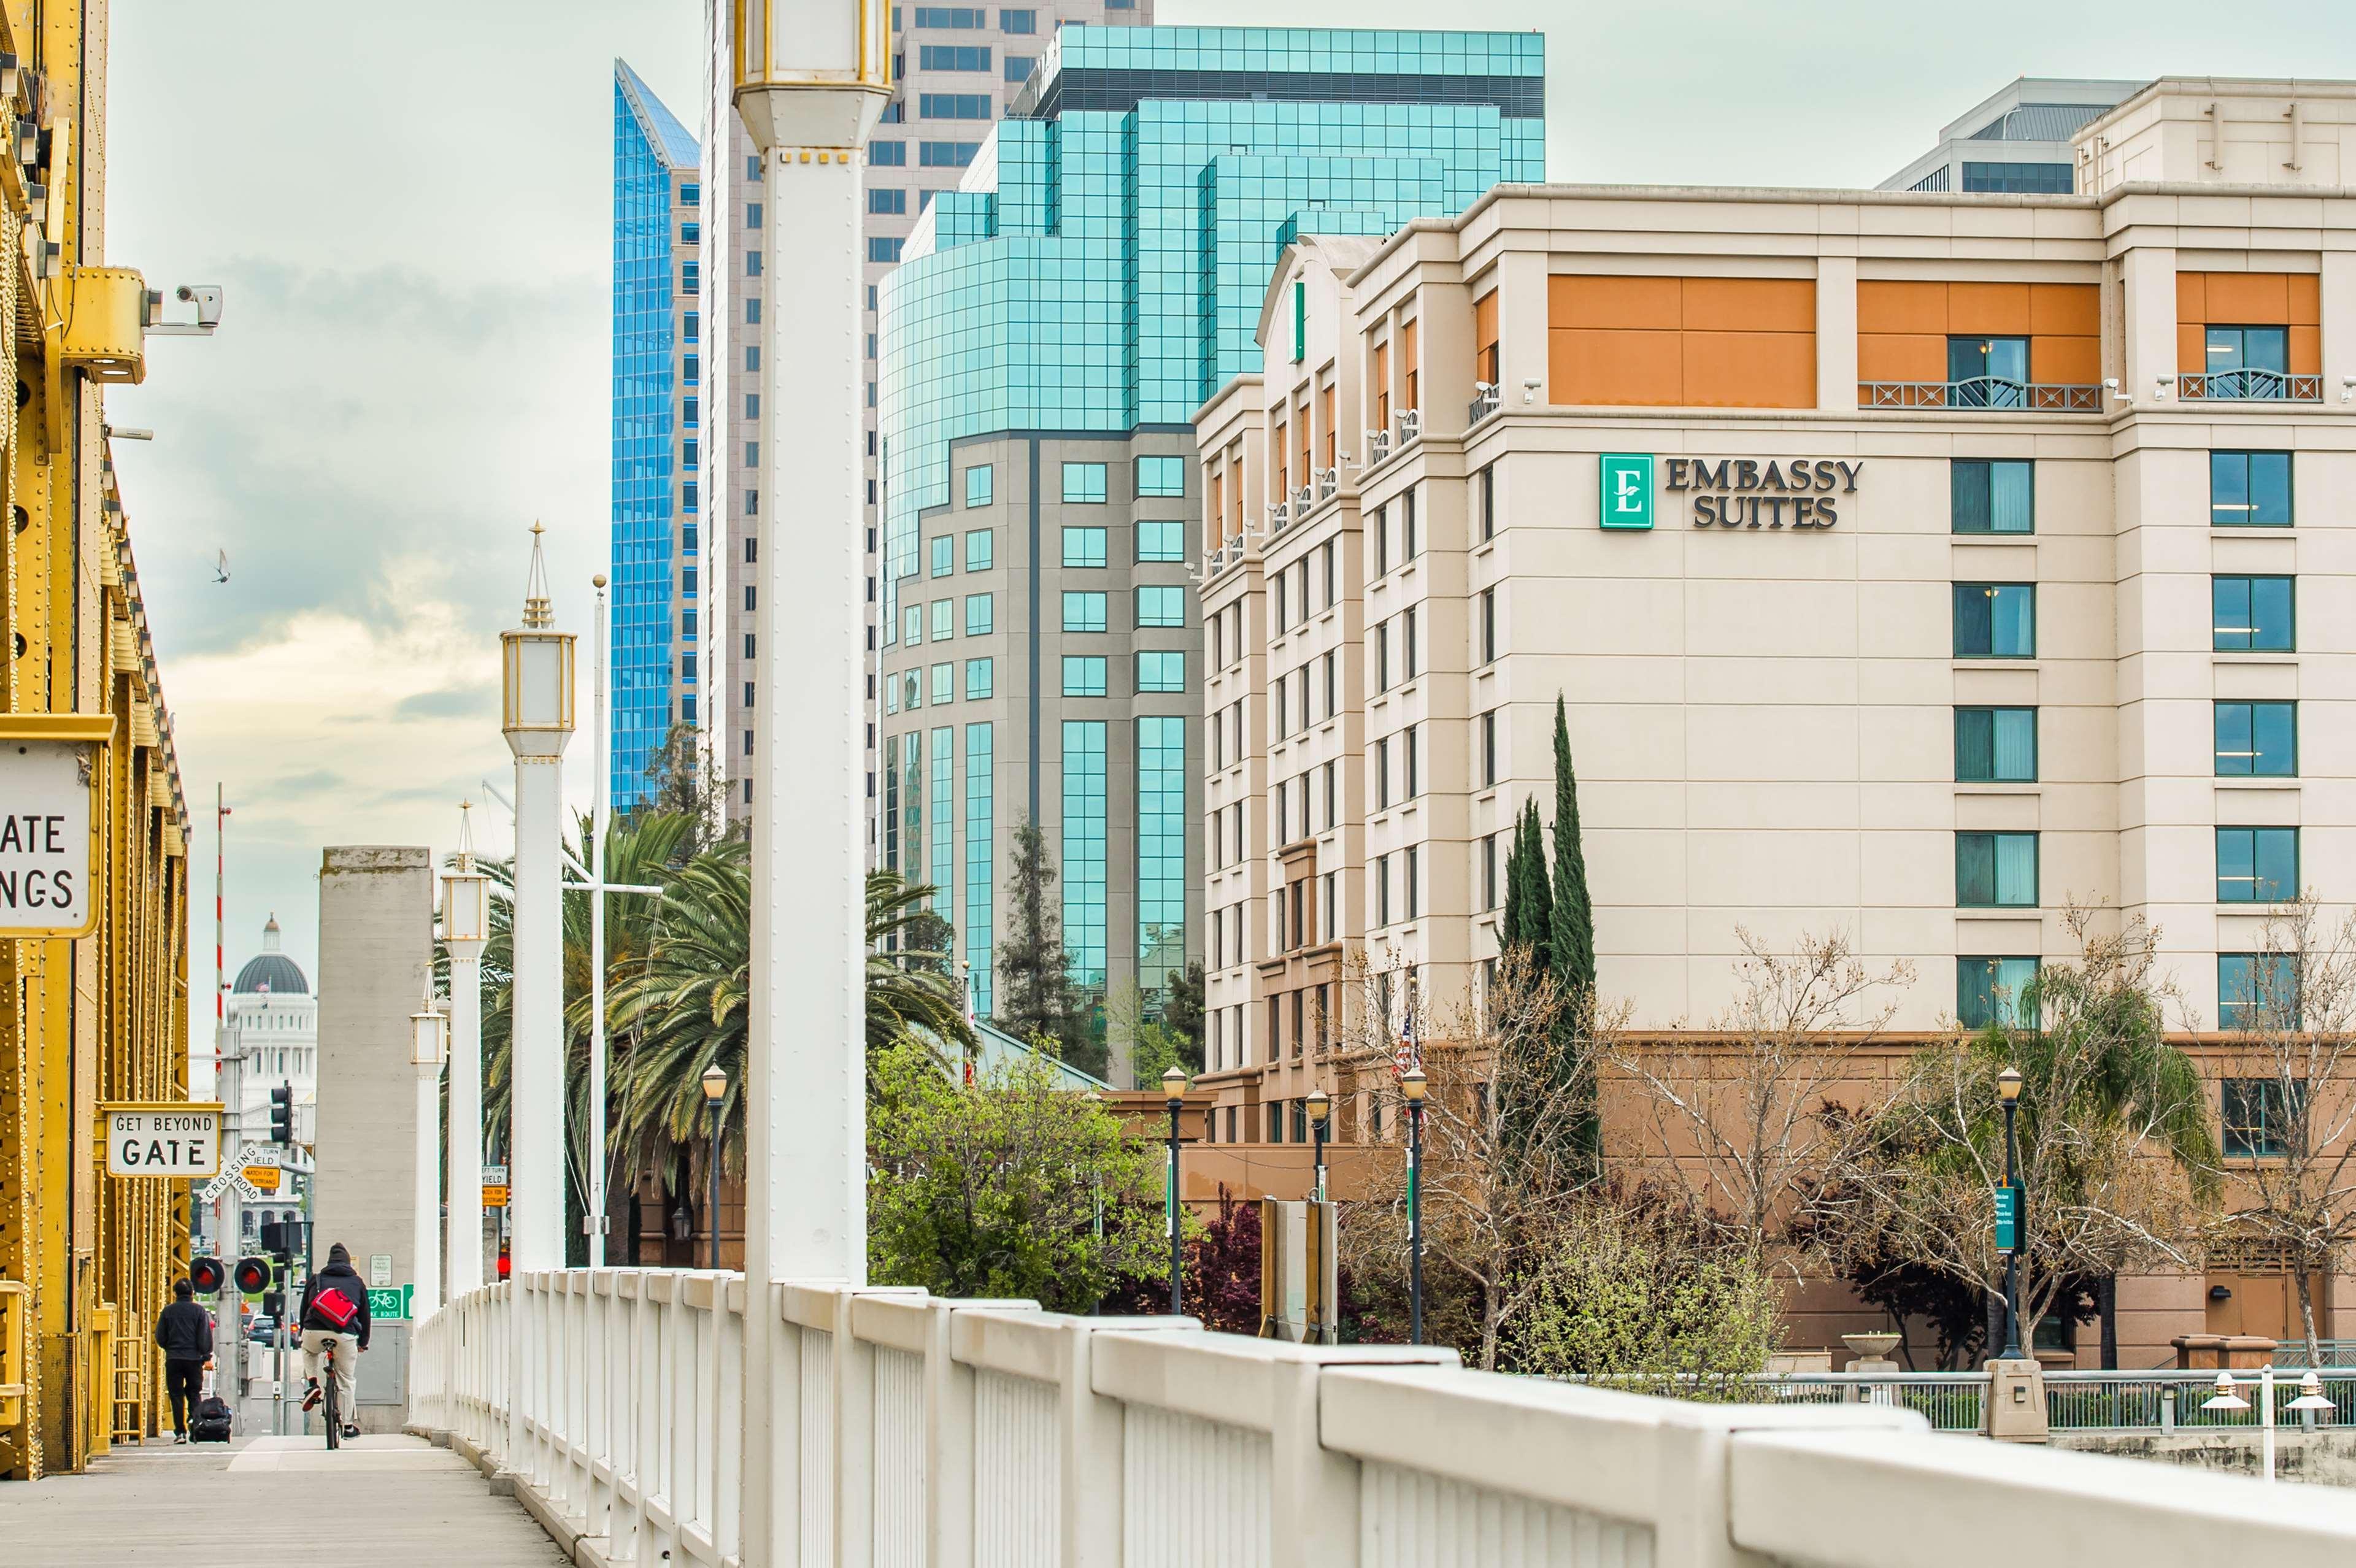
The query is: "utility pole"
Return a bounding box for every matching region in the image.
[726,2,890,1558]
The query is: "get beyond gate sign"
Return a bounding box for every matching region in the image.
[104,1102,225,1177]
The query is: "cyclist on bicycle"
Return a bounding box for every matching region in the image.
[298,1242,371,1438]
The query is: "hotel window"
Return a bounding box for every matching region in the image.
[869,188,907,215]
[1320,870,1336,942]
[1061,591,1107,633]
[1406,846,1420,919]
[964,658,993,700]
[2211,452,2293,526]
[919,44,991,69]
[1375,621,1390,694]
[1405,724,1420,797]
[1953,583,2035,658]
[868,237,904,263]
[682,259,699,294]
[1479,466,1496,541]
[2219,955,2298,1032]
[965,465,993,507]
[2222,1077,2300,1157]
[1136,586,1183,628]
[920,93,991,120]
[2206,326,2289,394]
[1947,335,2028,405]
[965,529,993,571]
[1004,54,1035,82]
[1376,853,1392,926]
[2215,701,2296,777]
[1273,574,1288,631]
[1960,161,2072,194]
[1137,456,1185,497]
[1403,318,1419,410]
[1403,607,1420,679]
[930,537,954,578]
[964,593,993,636]
[1482,833,1498,909]
[932,664,953,705]
[1322,761,1336,829]
[1954,707,2036,783]
[918,142,980,167]
[1061,656,1107,698]
[2213,575,2294,651]
[747,202,763,228]
[1322,651,1337,718]
[868,140,906,166]
[1061,526,1107,568]
[1952,459,2033,534]
[1376,738,1391,810]
[1138,652,1184,693]
[1320,540,1336,609]
[1370,505,1387,577]
[2217,827,2298,903]
[1957,958,2039,1029]
[1957,831,2038,909]
[1136,520,1182,562]
[931,599,953,641]
[999,7,1036,31]
[1480,588,1496,664]
[1403,488,1419,559]
[1481,711,1497,788]
[1061,462,1107,504]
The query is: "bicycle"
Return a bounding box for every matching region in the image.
[322,1337,341,1450]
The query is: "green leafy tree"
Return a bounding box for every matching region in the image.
[1546,695,1596,996]
[866,1043,1169,1309]
[993,818,1088,1065]
[1162,959,1206,1053]
[634,721,734,847]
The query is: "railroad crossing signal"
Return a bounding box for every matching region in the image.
[190,1256,226,1294]
[231,1256,273,1295]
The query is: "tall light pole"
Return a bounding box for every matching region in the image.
[587,574,612,1265]
[702,1064,729,1271]
[501,520,576,1276]
[1998,1065,2024,1360]
[1306,1087,1330,1204]
[1403,1066,1428,1346]
[1163,1066,1187,1314]
[444,805,491,1297]
[727,2,891,1556]
[410,977,449,1318]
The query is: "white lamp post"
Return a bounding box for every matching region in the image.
[501,521,576,1277]
[730,2,891,1556]
[410,977,448,1319]
[443,803,491,1297]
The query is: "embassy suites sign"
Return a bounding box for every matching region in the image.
[1599,454,1863,531]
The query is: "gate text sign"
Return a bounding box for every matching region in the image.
[0,739,98,936]
[1665,458,1861,529]
[106,1104,223,1177]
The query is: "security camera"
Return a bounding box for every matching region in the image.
[175,284,223,328]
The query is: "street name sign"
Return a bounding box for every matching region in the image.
[104,1102,224,1177]
[1994,1185,2019,1251]
[0,717,111,938]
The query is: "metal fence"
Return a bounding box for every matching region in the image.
[1684,1368,2356,1434]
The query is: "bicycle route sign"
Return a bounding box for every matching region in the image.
[366,1284,412,1321]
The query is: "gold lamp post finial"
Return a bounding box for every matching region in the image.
[523,520,554,629]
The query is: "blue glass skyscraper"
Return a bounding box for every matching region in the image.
[611,61,702,810]
[874,26,1543,1074]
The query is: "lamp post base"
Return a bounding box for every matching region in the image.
[1980,1356,2051,1443]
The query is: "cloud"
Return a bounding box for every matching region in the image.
[396,682,499,721]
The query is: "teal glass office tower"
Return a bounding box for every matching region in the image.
[611,62,702,810]
[876,26,1543,1071]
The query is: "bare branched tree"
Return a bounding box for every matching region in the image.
[1337,947,1626,1370]
[1817,910,2210,1347]
[2200,897,2356,1366]
[1615,930,1911,1272]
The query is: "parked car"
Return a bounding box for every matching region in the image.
[246,1315,277,1345]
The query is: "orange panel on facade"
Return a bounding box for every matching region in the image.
[2033,334,2101,386]
[2177,323,2208,376]
[2177,271,2206,322]
[2291,326,2322,375]
[1946,281,2033,335]
[1855,280,1947,334]
[2200,272,2291,323]
[1547,274,1681,329]
[1680,277,1814,332]
[1549,328,1684,406]
[2029,283,2100,336]
[1682,329,1814,408]
[2289,274,2320,325]
[1856,332,1943,383]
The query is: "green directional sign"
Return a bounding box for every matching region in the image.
[366,1284,413,1321]
[1599,453,1653,530]
[1993,1186,2019,1252]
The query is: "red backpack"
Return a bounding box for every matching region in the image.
[312,1286,360,1329]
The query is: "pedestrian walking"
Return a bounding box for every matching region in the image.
[298,1242,371,1439]
[153,1278,214,1443]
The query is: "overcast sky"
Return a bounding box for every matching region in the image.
[104,0,2356,1029]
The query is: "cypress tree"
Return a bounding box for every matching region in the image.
[1512,797,1554,974]
[993,817,1083,1058]
[1546,694,1596,996]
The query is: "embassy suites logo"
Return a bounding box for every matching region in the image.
[1599,454,1863,531]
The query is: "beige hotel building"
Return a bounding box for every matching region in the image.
[1192,80,2356,1350]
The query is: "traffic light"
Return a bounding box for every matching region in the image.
[260,1218,309,1258]
[190,1256,226,1294]
[268,1082,293,1144]
[232,1256,273,1295]
[496,1244,510,1281]
[261,1289,284,1320]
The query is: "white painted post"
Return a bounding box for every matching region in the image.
[2263,1364,2277,1483]
[445,813,488,1298]
[588,575,611,1267]
[724,4,893,1562]
[414,1059,442,1318]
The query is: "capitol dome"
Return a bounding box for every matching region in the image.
[232,915,309,996]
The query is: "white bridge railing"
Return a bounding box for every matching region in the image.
[413,1270,2356,1568]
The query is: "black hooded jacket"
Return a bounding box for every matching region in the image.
[299,1245,373,1350]
[154,1298,213,1361]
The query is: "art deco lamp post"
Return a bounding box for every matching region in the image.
[703,1064,730,1272]
[1998,1066,2024,1359]
[443,804,490,1297]
[1163,1066,1187,1315]
[501,522,576,1275]
[1306,1086,1330,1204]
[410,978,448,1318]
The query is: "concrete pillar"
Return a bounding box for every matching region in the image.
[2319,250,2356,409]
[1816,256,1858,411]
[2120,244,2179,401]
[313,845,434,1433]
[445,939,485,1297]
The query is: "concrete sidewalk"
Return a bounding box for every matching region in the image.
[0,1432,564,1566]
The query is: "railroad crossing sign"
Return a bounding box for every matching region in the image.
[198,1167,268,1205]
[103,1102,225,1177]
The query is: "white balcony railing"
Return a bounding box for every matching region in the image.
[1396,406,1422,445]
[412,1270,2356,1568]
[1469,381,1501,425]
[1315,467,1338,501]
[1365,426,1391,465]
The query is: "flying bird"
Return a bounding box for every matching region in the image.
[214,550,231,585]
